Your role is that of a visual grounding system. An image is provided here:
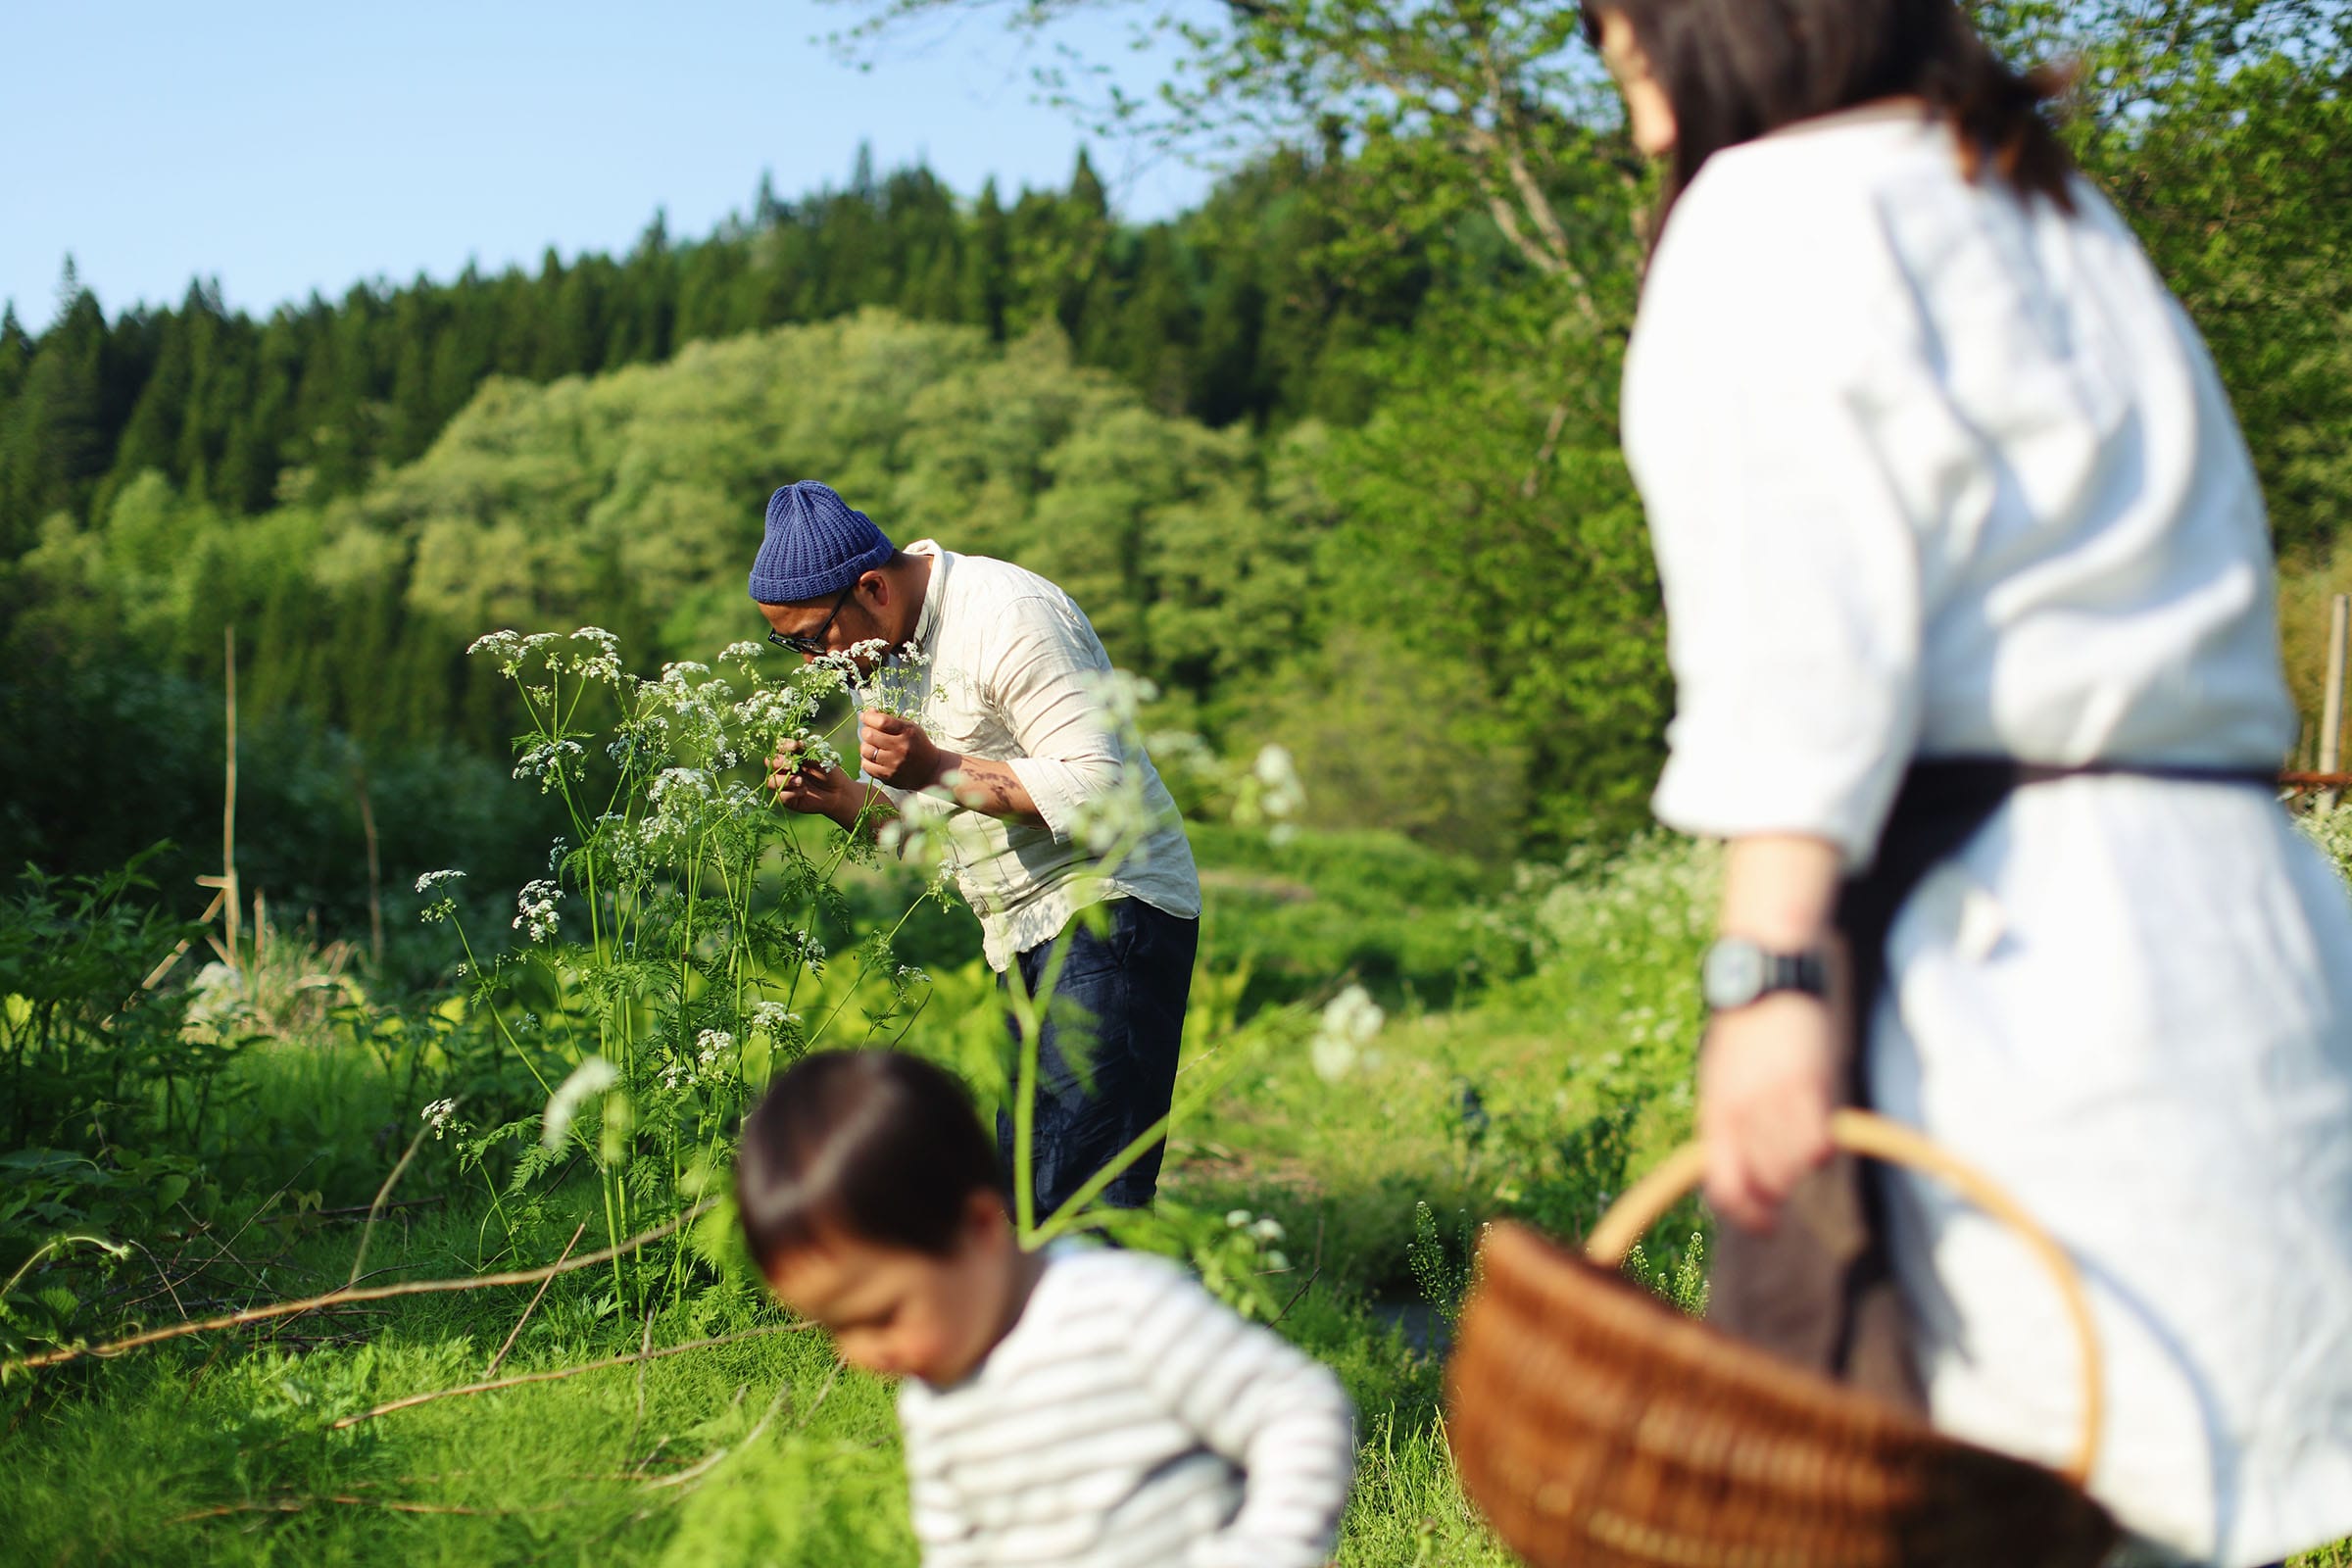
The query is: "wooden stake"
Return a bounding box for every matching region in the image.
[142,888,227,991]
[353,763,384,973]
[2323,596,2348,813]
[221,626,242,964]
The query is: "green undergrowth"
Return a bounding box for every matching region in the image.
[0,1188,1480,1566]
[0,831,1717,1566]
[7,827,2345,1565]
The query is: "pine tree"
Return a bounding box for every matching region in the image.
[962,179,1011,340]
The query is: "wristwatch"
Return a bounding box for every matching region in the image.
[1700,937,1830,1011]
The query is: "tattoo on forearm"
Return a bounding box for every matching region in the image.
[942,756,1042,823]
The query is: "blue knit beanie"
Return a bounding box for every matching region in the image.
[748,481,896,604]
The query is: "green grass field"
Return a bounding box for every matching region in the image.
[3,830,2345,1566]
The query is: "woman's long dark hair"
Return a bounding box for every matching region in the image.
[1586,0,2074,227]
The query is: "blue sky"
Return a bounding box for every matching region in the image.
[1,0,1216,330]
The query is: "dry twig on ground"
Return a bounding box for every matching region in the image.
[326,1323,810,1431]
[6,1202,715,1374]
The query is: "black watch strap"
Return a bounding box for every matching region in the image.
[1701,937,1831,1011]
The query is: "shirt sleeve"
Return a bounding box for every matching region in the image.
[975,593,1129,848]
[1632,173,1931,870]
[1118,1264,1355,1568]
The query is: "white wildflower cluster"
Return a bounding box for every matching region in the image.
[662,1028,735,1091]
[466,628,528,675]
[512,738,586,793]
[718,780,769,821]
[565,626,622,683]
[1252,746,1304,839]
[718,640,766,668]
[641,766,716,847]
[513,878,562,943]
[181,960,249,1039]
[633,766,766,850]
[731,680,821,752]
[1062,669,1172,858]
[2296,806,2352,887]
[1089,669,1159,729]
[416,868,466,923]
[467,629,564,680]
[1073,781,1163,858]
[1310,984,1385,1084]
[420,1097,460,1140]
[542,1056,619,1151]
[639,663,740,770]
[606,716,662,773]
[592,810,653,884]
[1529,833,1723,967]
[749,1002,803,1047]
[834,640,932,720]
[782,928,828,972]
[1223,1208,1292,1272]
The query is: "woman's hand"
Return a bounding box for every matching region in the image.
[1702,832,1847,1232]
[1698,993,1838,1232]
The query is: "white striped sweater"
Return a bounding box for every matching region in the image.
[896,1247,1354,1567]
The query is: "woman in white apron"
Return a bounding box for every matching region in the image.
[1586,2,2352,1561]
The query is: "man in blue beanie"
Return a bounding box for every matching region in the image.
[750,480,1202,1220]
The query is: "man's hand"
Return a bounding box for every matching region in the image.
[1698,992,1838,1233]
[766,740,862,826]
[858,710,949,792]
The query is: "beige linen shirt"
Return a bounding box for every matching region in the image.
[861,541,1200,971]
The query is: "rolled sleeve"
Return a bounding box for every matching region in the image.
[984,596,1128,848]
[1630,178,1928,870]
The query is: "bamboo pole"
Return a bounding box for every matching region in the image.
[2323,596,2348,813]
[196,627,244,970]
[353,763,384,973]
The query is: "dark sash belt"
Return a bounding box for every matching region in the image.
[1704,757,2275,1409]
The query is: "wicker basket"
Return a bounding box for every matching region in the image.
[1445,1109,2120,1568]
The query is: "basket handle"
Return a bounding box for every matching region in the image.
[1582,1107,2104,1490]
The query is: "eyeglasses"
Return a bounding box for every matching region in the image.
[765,583,857,657]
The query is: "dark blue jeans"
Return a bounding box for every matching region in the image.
[997,897,1199,1220]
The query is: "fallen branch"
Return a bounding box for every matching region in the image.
[6,1201,715,1374]
[643,1357,839,1494]
[1270,1266,1323,1329]
[327,1322,809,1430]
[625,1302,657,1454]
[347,1119,433,1287]
[485,1222,586,1377]
[172,1494,574,1523]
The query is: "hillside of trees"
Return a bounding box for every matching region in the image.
[0,149,1437,552]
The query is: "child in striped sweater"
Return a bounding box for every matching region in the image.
[736,1049,1355,1568]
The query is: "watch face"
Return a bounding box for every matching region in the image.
[1702,940,1766,1009]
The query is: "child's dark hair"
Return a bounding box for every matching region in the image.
[736,1050,1002,1272]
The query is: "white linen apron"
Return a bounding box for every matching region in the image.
[1876,775,2352,1563]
